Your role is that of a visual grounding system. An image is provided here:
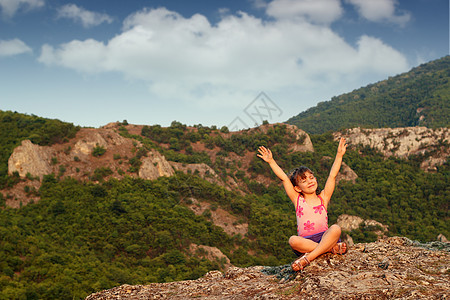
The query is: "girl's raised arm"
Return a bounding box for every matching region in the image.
[321,137,347,206]
[257,146,299,204]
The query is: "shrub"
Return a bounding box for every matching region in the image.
[92,144,106,157]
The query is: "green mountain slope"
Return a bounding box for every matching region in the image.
[287,56,450,134]
[0,115,448,299]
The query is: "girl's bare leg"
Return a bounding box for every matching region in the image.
[289,235,318,253]
[290,225,343,270]
[306,224,342,261]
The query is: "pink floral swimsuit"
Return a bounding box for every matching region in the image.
[296,194,328,237]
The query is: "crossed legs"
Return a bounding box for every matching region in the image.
[289,224,346,271]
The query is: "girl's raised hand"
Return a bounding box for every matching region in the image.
[337,137,347,156]
[257,146,273,162]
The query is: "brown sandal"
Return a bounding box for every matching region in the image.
[291,254,310,271]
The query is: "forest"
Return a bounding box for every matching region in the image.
[287,55,450,134]
[0,109,448,299]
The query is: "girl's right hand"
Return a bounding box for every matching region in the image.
[257,146,273,162]
[337,137,347,156]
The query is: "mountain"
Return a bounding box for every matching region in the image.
[286,56,450,134]
[0,112,448,298]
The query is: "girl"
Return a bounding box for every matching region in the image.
[257,137,348,271]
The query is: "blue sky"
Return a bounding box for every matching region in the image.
[0,0,448,130]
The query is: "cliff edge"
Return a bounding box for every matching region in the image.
[86,237,449,299]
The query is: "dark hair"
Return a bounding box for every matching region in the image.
[289,166,321,195]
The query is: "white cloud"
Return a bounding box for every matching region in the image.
[39,40,107,72]
[38,6,409,110]
[266,0,343,23]
[347,0,410,26]
[0,39,32,56]
[354,35,409,72]
[0,0,44,18]
[57,4,113,28]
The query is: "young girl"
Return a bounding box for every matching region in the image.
[257,137,348,271]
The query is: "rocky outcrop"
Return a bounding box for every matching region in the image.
[170,162,228,188]
[8,140,55,178]
[248,123,314,153]
[337,127,449,171]
[189,243,231,269]
[321,156,358,184]
[73,132,109,156]
[337,161,358,184]
[337,214,389,246]
[437,234,448,243]
[86,237,449,299]
[139,151,175,180]
[285,124,314,153]
[185,197,248,236]
[337,214,389,232]
[337,214,366,232]
[7,128,138,180]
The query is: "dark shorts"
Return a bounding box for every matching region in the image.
[292,230,342,257]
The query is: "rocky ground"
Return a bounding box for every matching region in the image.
[86,237,449,299]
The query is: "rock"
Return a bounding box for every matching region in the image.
[138,151,175,180]
[321,157,358,184]
[377,258,389,270]
[337,161,358,184]
[101,122,120,129]
[249,123,314,153]
[409,238,450,252]
[337,215,389,235]
[73,132,109,156]
[337,127,449,171]
[336,214,364,232]
[86,237,450,299]
[437,234,449,243]
[170,162,225,187]
[341,232,354,247]
[185,198,248,236]
[8,140,55,178]
[285,124,314,153]
[189,243,232,269]
[420,156,448,172]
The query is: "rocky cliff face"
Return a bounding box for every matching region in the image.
[85,237,449,299]
[185,197,248,236]
[337,214,389,246]
[285,124,315,153]
[337,127,449,171]
[8,140,55,178]
[251,123,314,153]
[321,156,358,184]
[138,151,175,180]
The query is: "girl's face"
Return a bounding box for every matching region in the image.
[296,171,317,194]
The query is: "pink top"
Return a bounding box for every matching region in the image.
[296,194,328,236]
